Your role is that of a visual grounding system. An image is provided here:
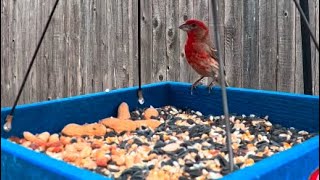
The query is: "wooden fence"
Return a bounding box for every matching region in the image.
[1,0,319,107]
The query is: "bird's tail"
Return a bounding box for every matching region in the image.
[224,78,230,87]
[223,68,230,87]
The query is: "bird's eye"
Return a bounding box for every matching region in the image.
[191,24,197,27]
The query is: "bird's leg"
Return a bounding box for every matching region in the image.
[191,76,205,95]
[208,78,217,93]
[208,74,219,93]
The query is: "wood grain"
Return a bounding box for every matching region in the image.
[178,0,195,83]
[276,0,296,92]
[1,0,319,107]
[294,0,304,94]
[310,0,319,95]
[258,0,278,91]
[224,0,243,87]
[152,0,166,83]
[242,0,259,89]
[165,0,179,81]
[140,0,152,85]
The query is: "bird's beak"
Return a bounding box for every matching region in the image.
[179,23,190,31]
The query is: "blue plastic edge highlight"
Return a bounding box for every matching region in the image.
[167,81,319,99]
[1,81,171,110]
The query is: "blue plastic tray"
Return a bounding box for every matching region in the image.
[1,81,319,180]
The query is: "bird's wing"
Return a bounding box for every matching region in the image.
[203,38,230,86]
[203,38,219,61]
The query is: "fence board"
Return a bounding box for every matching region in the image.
[152,0,167,83]
[243,0,259,89]
[140,0,152,85]
[276,0,296,92]
[258,0,278,91]
[310,0,319,95]
[193,0,209,85]
[224,0,243,87]
[178,0,195,84]
[166,0,180,81]
[1,0,319,107]
[294,0,304,94]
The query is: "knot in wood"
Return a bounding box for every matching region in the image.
[153,18,159,28]
[168,28,173,37]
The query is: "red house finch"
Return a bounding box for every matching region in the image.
[179,19,229,94]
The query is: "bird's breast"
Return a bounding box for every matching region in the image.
[184,42,219,77]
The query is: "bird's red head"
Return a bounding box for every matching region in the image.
[179,19,209,39]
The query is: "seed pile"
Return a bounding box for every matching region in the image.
[8,103,316,180]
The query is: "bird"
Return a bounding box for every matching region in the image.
[179,19,229,94]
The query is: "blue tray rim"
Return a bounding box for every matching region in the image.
[1,136,319,180]
[1,81,318,111]
[1,81,319,179]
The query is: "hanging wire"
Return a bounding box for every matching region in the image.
[3,0,60,132]
[292,0,318,95]
[293,0,319,51]
[137,0,144,105]
[211,0,234,172]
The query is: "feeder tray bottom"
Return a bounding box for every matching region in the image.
[8,102,316,180]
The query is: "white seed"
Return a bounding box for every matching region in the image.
[173,161,180,168]
[208,172,223,179]
[202,169,209,175]
[171,107,178,113]
[265,121,272,127]
[298,130,309,135]
[195,111,203,116]
[162,143,180,152]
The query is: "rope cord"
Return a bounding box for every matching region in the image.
[211,0,234,172]
[293,0,318,95]
[137,0,144,104]
[4,0,60,132]
[293,0,319,51]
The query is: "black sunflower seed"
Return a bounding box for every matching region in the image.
[70,138,77,144]
[187,119,194,125]
[133,138,149,146]
[187,148,199,154]
[185,160,194,167]
[148,164,155,170]
[155,124,166,132]
[179,176,190,180]
[216,155,228,168]
[189,125,211,138]
[256,141,269,150]
[109,168,120,172]
[175,148,188,158]
[154,140,166,149]
[181,141,193,148]
[81,135,89,139]
[248,154,263,162]
[195,154,201,162]
[161,160,174,166]
[104,131,117,138]
[221,166,230,175]
[119,140,128,149]
[94,167,106,175]
[185,167,202,178]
